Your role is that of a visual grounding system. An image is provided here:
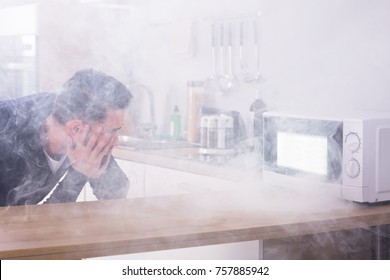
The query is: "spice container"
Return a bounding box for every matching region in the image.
[200,114,235,153]
[200,115,208,148]
[206,115,218,149]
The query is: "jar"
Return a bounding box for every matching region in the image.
[187,81,204,143]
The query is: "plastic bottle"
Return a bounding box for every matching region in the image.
[170,105,181,140]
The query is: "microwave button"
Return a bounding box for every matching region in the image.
[345,132,361,153]
[345,158,360,178]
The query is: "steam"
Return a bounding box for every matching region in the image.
[1,0,390,260]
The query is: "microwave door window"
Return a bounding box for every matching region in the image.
[277,132,328,176]
[263,116,343,182]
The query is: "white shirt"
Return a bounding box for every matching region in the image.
[38,149,68,204]
[43,149,66,174]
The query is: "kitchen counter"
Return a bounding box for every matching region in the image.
[1,188,390,260]
[112,146,262,183]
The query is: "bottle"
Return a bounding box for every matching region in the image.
[170,105,181,140]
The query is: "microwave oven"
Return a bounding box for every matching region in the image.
[262,111,390,203]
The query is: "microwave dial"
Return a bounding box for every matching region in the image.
[345,158,360,178]
[345,132,361,153]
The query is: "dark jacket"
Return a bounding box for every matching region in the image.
[0,93,129,206]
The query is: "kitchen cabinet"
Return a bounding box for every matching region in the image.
[91,240,261,260]
[79,159,145,202]
[85,159,261,260]
[116,159,146,198]
[82,159,246,201]
[263,228,375,260]
[144,164,246,197]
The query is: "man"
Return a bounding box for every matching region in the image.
[0,69,132,206]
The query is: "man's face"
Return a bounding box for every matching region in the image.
[63,109,126,177]
[89,109,125,148]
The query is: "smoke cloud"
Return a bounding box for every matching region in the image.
[1,0,390,260]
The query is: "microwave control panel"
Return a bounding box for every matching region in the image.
[343,121,363,187]
[345,132,361,153]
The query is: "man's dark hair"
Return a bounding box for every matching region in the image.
[52,69,132,124]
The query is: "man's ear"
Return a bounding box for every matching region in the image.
[65,120,84,136]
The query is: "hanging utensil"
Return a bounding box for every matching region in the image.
[241,17,262,84]
[217,23,226,92]
[204,23,222,95]
[219,21,239,94]
[252,18,262,83]
[239,20,251,82]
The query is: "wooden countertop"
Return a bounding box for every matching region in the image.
[1,189,390,260]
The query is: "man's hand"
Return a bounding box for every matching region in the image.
[67,124,113,178]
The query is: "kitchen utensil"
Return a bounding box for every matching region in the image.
[204,23,222,95]
[239,20,251,82]
[242,19,262,84]
[219,22,239,94]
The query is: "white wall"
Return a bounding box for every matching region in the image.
[259,0,390,113]
[35,0,390,135]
